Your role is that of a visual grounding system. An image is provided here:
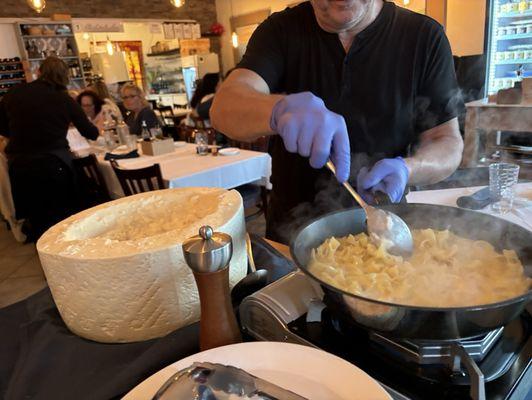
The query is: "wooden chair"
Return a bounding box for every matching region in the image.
[190,114,208,129]
[158,106,175,127]
[110,160,165,196]
[228,136,270,153]
[73,153,111,207]
[182,126,216,144]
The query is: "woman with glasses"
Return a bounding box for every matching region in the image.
[120,83,159,136]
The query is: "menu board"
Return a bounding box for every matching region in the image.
[163,23,175,39]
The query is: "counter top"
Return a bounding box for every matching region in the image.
[466,98,532,108]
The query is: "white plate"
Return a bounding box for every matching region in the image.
[123,342,391,400]
[219,147,240,156]
[173,141,187,148]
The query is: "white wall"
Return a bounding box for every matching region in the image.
[74,20,181,57]
[446,0,486,56]
[215,0,296,73]
[0,24,22,59]
[391,0,426,14]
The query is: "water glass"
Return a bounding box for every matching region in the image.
[150,126,163,140]
[489,163,520,214]
[194,129,209,156]
[124,134,138,151]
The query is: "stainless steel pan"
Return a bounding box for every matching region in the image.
[290,204,532,340]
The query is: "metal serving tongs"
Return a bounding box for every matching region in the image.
[325,160,414,258]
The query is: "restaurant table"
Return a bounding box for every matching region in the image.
[96,143,272,198]
[406,182,532,232]
[0,235,295,400]
[461,99,532,167]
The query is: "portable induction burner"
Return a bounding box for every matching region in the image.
[239,272,532,400]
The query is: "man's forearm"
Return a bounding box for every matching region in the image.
[404,118,463,186]
[210,70,283,142]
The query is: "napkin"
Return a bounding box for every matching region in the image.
[104,149,139,160]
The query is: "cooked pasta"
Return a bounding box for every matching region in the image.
[309,229,531,307]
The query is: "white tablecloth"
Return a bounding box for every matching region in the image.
[406,183,532,232]
[97,143,272,199]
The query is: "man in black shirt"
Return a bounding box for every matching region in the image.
[0,57,99,240]
[211,0,464,243]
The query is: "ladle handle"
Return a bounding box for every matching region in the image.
[245,233,256,273]
[325,160,369,210]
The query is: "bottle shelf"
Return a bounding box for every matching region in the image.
[496,33,532,40]
[495,58,532,65]
[27,56,79,61]
[497,9,532,18]
[0,78,25,83]
[22,34,73,38]
[0,69,24,74]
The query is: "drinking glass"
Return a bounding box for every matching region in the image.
[489,163,520,214]
[150,126,163,140]
[194,129,209,156]
[124,134,138,152]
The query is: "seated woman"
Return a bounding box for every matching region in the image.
[120,83,159,136]
[77,90,106,131]
[0,57,99,241]
[88,78,124,123]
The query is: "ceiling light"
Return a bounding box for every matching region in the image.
[27,0,46,13]
[231,32,239,48]
[170,0,185,8]
[403,0,411,5]
[82,32,90,40]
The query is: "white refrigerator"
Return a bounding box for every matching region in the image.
[90,52,130,85]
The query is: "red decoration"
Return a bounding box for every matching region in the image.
[209,22,225,36]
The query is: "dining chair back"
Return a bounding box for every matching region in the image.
[73,153,111,206]
[182,126,216,144]
[229,136,270,153]
[110,160,165,196]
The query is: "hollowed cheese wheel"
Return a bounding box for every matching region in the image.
[37,187,247,343]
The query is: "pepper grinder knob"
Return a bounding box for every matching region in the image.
[182,225,242,351]
[183,225,233,274]
[199,225,213,240]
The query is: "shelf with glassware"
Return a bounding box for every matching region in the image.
[145,53,187,104]
[485,0,532,95]
[15,21,86,89]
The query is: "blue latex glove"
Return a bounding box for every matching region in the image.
[357,157,410,204]
[270,92,351,182]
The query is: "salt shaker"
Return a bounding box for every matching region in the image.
[182,226,242,351]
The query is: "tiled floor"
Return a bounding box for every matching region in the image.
[0,222,47,308]
[0,213,266,309]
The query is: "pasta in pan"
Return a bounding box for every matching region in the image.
[309,229,531,307]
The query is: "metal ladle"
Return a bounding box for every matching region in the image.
[231,234,269,305]
[325,160,414,258]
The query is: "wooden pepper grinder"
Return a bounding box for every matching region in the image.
[182,226,242,351]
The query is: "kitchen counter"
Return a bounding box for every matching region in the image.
[406,182,532,232]
[462,99,532,167]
